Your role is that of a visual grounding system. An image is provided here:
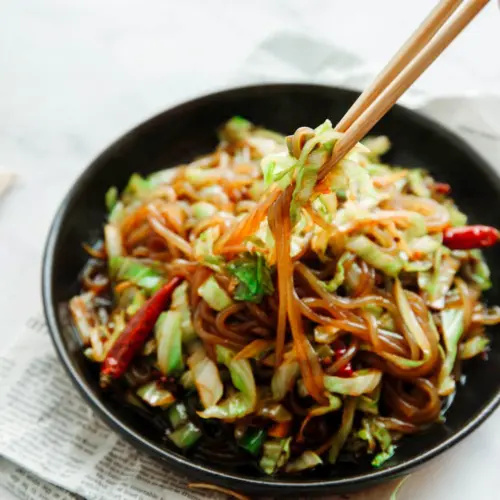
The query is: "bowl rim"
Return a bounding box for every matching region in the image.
[42,82,500,495]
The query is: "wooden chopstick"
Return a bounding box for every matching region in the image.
[318,0,490,184]
[334,0,463,133]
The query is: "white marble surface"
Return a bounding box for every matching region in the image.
[1,1,500,499]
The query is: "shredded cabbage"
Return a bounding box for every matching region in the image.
[136,381,175,408]
[259,438,291,475]
[324,370,382,396]
[192,201,218,219]
[170,281,197,343]
[155,311,184,376]
[168,402,189,430]
[198,346,257,420]
[104,224,123,259]
[111,256,164,293]
[105,186,118,212]
[167,421,202,449]
[362,135,391,159]
[438,309,464,395]
[324,252,352,292]
[408,170,431,198]
[459,336,489,360]
[219,115,252,142]
[198,275,233,311]
[285,451,323,473]
[468,249,492,290]
[187,345,223,408]
[328,397,357,464]
[271,360,300,401]
[346,235,403,277]
[227,253,274,303]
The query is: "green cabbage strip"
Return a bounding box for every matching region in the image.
[126,290,146,316]
[394,279,432,361]
[185,166,226,187]
[248,179,267,201]
[361,135,391,159]
[324,369,382,396]
[341,160,379,208]
[271,360,300,401]
[167,422,202,449]
[328,397,357,463]
[123,173,152,202]
[301,394,343,435]
[105,186,118,212]
[126,173,151,194]
[261,119,376,224]
[459,336,489,360]
[261,153,296,189]
[403,212,427,241]
[198,275,233,311]
[371,446,395,467]
[438,308,464,395]
[187,344,223,409]
[219,116,252,142]
[197,390,253,421]
[468,250,492,290]
[147,167,178,187]
[136,381,175,408]
[290,120,345,222]
[110,256,164,294]
[314,325,342,344]
[108,199,126,225]
[193,227,222,269]
[180,370,195,391]
[285,451,323,473]
[170,281,197,343]
[324,252,352,292]
[168,402,189,430]
[198,345,257,420]
[227,253,274,303]
[358,418,395,467]
[259,437,292,475]
[408,235,441,255]
[104,224,123,260]
[380,283,440,370]
[421,253,459,309]
[357,384,381,415]
[155,311,184,376]
[191,201,217,220]
[407,169,431,198]
[312,193,336,224]
[257,402,292,422]
[444,200,467,227]
[346,235,403,277]
[239,428,267,456]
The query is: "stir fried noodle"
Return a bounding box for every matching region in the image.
[71,117,500,474]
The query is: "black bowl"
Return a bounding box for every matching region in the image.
[42,84,500,497]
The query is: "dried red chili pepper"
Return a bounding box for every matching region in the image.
[336,363,353,377]
[100,276,182,387]
[443,225,500,250]
[332,343,353,377]
[433,182,451,195]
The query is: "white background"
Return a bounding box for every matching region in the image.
[1,0,500,498]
